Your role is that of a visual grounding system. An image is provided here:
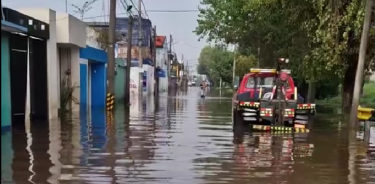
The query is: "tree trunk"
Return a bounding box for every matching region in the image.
[307,82,316,103]
[342,61,357,114]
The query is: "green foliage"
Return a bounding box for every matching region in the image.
[315,78,341,99]
[197,46,234,84]
[235,54,258,78]
[60,78,79,120]
[361,81,375,108]
[195,0,375,110]
[317,82,375,108]
[197,45,258,85]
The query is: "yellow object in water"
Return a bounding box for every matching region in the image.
[357,106,374,120]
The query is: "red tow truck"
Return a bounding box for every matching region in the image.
[233,58,316,132]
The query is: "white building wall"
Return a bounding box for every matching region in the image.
[70,47,80,112]
[18,8,60,120]
[156,44,168,92]
[19,8,86,120]
[59,47,81,113]
[56,13,86,48]
[143,65,154,96]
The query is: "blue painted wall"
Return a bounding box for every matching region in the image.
[1,32,12,131]
[79,46,107,63]
[79,46,107,109]
[80,64,88,115]
[91,62,106,108]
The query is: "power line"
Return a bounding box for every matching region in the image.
[128,0,139,13]
[31,9,200,22]
[141,0,149,19]
[147,10,199,12]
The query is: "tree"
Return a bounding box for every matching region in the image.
[195,0,375,112]
[302,0,375,112]
[235,54,257,79]
[197,46,234,84]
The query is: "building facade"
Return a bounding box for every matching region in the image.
[80,27,108,116]
[155,36,168,92]
[2,7,50,130]
[17,8,86,120]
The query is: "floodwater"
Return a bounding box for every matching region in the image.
[1,87,375,184]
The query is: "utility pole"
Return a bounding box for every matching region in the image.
[65,0,68,13]
[349,0,373,127]
[153,26,158,97]
[168,34,173,90]
[107,0,116,95]
[232,45,237,86]
[180,54,184,84]
[124,16,133,105]
[137,0,143,96]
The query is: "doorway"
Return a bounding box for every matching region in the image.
[29,38,49,121]
[9,33,27,128]
[91,62,106,108]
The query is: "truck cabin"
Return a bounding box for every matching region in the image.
[238,69,295,100]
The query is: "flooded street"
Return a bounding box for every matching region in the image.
[2,87,375,184]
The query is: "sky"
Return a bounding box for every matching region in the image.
[3,0,207,72]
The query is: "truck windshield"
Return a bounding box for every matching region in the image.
[246,77,274,88]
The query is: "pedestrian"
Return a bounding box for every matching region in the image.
[200,81,207,97]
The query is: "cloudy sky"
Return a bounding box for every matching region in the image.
[3,0,207,72]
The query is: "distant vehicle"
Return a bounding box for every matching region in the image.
[191,81,196,86]
[233,58,316,132]
[188,81,192,86]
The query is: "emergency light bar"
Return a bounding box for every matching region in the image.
[250,68,276,73]
[250,68,291,74]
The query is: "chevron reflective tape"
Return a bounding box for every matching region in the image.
[294,127,310,133]
[252,125,310,133]
[297,103,316,110]
[252,125,294,131]
[284,108,295,117]
[239,101,260,107]
[260,108,273,117]
[106,93,115,111]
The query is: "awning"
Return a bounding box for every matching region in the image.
[1,20,27,33]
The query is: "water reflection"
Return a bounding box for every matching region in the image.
[2,87,375,183]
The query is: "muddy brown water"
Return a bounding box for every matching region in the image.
[1,87,374,184]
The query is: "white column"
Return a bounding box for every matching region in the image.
[25,37,31,124]
[70,47,80,115]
